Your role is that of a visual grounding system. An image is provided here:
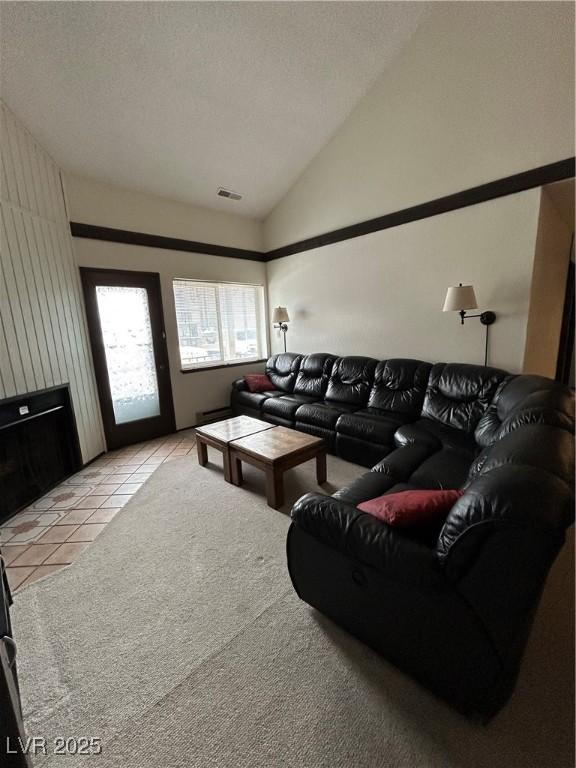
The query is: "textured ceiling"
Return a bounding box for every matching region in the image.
[0,2,426,218]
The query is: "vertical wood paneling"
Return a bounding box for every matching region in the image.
[32,217,67,384]
[0,214,26,393]
[0,101,105,461]
[0,205,38,391]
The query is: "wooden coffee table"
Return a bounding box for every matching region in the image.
[195,416,273,482]
[228,426,327,509]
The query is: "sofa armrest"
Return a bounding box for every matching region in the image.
[333,471,397,507]
[232,377,248,392]
[291,493,446,593]
[394,423,440,451]
[372,443,435,480]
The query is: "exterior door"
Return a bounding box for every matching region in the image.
[81,268,175,449]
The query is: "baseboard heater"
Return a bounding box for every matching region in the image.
[194,406,232,427]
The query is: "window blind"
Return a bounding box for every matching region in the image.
[173,279,266,369]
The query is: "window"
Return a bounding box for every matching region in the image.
[173,279,267,370]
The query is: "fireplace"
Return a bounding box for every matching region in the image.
[0,386,82,525]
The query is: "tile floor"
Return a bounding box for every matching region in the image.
[1,432,195,593]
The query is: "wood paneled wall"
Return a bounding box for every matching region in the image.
[0,102,104,461]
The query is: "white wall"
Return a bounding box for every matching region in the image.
[66,174,262,251]
[67,176,267,430]
[263,2,573,373]
[265,2,574,248]
[267,191,541,372]
[0,103,105,462]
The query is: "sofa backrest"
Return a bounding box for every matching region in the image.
[293,353,336,398]
[437,461,572,656]
[325,356,378,406]
[421,363,507,433]
[437,422,574,577]
[368,359,432,414]
[266,353,302,392]
[467,423,574,488]
[475,374,575,447]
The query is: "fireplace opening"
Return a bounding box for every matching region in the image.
[0,386,82,525]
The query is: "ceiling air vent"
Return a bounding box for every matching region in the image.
[217,187,242,201]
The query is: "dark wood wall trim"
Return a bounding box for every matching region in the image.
[70,222,266,262]
[70,158,575,263]
[266,158,576,260]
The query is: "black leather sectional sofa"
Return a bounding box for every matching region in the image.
[232,353,437,467]
[231,352,575,718]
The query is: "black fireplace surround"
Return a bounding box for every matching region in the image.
[231,353,575,718]
[0,386,82,525]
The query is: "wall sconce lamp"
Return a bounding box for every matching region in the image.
[442,284,496,366]
[272,306,290,353]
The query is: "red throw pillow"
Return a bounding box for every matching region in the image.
[357,489,463,527]
[244,373,274,393]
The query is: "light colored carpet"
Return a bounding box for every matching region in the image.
[11,450,574,767]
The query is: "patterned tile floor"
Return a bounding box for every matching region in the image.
[1,433,195,593]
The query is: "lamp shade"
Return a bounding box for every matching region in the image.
[272,306,290,323]
[442,285,478,312]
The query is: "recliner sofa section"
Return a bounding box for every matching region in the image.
[286,370,575,718]
[294,356,378,451]
[335,358,432,465]
[231,352,302,419]
[231,352,574,716]
[262,352,337,427]
[231,353,435,467]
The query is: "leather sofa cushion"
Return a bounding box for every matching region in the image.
[372,443,436,480]
[291,492,445,591]
[334,434,393,469]
[336,408,406,444]
[233,389,283,411]
[370,435,472,493]
[436,464,574,575]
[293,353,336,398]
[468,424,575,488]
[395,419,478,456]
[296,401,358,430]
[262,394,317,422]
[475,376,575,446]
[474,375,539,445]
[422,363,507,433]
[325,356,378,406]
[293,422,336,450]
[409,449,472,490]
[335,476,443,547]
[499,396,575,437]
[334,470,399,506]
[334,461,428,507]
[367,359,432,414]
[265,352,302,392]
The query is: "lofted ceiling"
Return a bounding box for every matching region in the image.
[0,2,426,218]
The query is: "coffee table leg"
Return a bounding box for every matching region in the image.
[316,450,327,484]
[197,439,208,467]
[223,449,232,483]
[230,455,243,486]
[265,468,284,509]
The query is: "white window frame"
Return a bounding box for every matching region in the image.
[173,278,268,371]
